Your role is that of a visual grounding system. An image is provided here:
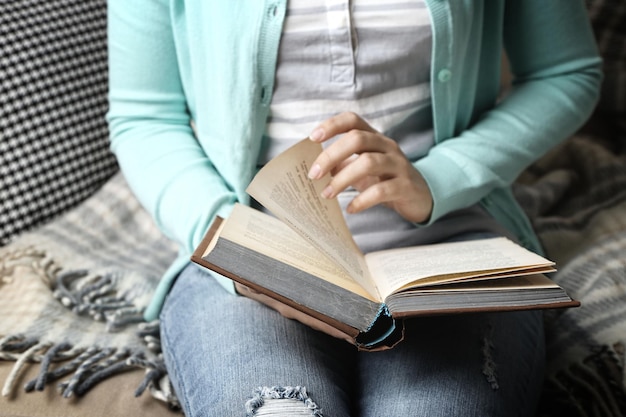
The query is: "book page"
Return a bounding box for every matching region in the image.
[410,274,561,293]
[220,204,377,301]
[365,237,555,299]
[246,139,380,300]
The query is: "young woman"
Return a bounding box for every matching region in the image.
[107,1,602,415]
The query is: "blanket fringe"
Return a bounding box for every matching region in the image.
[539,345,626,417]
[0,247,60,287]
[53,269,146,331]
[1,247,147,332]
[0,334,178,409]
[0,246,180,409]
[1,341,52,397]
[148,373,179,408]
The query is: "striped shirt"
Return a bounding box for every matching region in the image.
[258,0,434,164]
[259,0,508,253]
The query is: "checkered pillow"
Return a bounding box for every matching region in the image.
[0,0,118,245]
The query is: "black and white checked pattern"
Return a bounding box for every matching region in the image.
[0,0,118,246]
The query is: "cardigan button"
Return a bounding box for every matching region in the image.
[437,68,452,83]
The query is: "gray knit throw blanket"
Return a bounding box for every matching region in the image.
[0,173,179,407]
[514,130,626,417]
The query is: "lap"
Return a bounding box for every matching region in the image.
[161,263,545,417]
[159,263,356,417]
[357,311,545,417]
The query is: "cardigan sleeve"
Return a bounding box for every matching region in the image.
[106,0,237,255]
[414,0,602,224]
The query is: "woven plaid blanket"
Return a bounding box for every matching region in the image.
[515,129,626,417]
[0,173,179,407]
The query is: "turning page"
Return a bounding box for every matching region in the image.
[218,203,376,301]
[246,138,380,299]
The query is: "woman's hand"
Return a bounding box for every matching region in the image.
[307,112,433,223]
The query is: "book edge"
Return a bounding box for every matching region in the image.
[191,217,364,339]
[388,297,580,319]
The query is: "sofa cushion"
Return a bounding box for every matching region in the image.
[0,0,118,246]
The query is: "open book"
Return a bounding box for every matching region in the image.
[191,139,578,350]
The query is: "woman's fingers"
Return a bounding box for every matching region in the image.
[308,112,383,181]
[351,174,433,223]
[346,177,405,213]
[320,151,397,199]
[306,111,434,223]
[308,111,375,143]
[308,129,396,180]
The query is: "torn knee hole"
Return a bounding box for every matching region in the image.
[245,386,324,416]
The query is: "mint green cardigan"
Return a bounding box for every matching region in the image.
[107,0,602,321]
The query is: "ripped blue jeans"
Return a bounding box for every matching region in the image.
[160,261,545,417]
[161,265,544,417]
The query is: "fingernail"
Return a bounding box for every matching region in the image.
[346,202,356,214]
[308,164,321,179]
[321,185,333,199]
[309,128,324,142]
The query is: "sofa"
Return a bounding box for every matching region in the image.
[1,1,624,417]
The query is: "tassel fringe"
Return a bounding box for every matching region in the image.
[0,247,60,287]
[538,345,626,417]
[0,334,179,409]
[0,247,180,409]
[53,269,145,330]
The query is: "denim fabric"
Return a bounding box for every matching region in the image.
[160,260,545,417]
